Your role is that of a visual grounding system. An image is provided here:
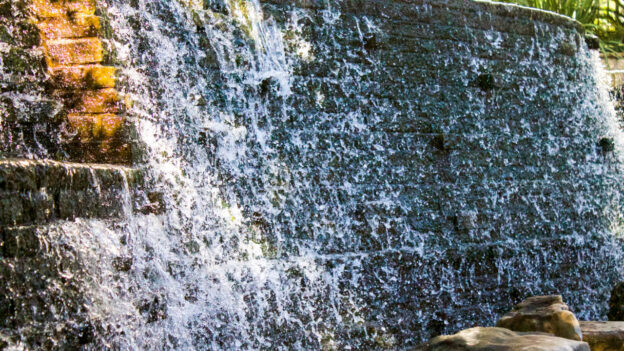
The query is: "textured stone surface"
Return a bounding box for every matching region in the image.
[3,0,624,349]
[0,221,119,350]
[76,0,624,348]
[497,296,582,341]
[609,283,624,321]
[1,0,132,164]
[0,159,138,226]
[416,327,590,351]
[0,0,65,160]
[580,322,624,351]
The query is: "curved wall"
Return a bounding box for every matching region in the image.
[239,0,624,343]
[2,0,624,349]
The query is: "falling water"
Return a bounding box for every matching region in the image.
[3,0,624,349]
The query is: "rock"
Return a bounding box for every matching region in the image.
[112,256,133,272]
[608,282,624,321]
[416,327,589,351]
[3,48,37,74]
[580,321,624,351]
[585,34,600,50]
[476,73,495,90]
[559,42,577,56]
[496,295,582,341]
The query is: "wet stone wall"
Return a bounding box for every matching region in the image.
[2,0,624,349]
[0,0,136,163]
[57,0,624,348]
[226,0,624,345]
[0,0,64,159]
[0,1,143,349]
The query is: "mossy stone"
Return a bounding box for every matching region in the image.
[0,25,13,44]
[559,42,576,56]
[0,0,11,17]
[3,48,33,74]
[585,34,600,50]
[0,97,16,122]
[17,21,40,47]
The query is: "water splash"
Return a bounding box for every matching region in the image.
[3,0,624,349]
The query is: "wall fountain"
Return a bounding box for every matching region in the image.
[1,0,624,349]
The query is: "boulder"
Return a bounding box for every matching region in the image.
[416,327,589,351]
[497,295,582,341]
[580,321,624,351]
[608,282,624,321]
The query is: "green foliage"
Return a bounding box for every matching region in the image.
[500,0,624,52]
[510,0,598,22]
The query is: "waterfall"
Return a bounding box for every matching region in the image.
[2,0,624,349]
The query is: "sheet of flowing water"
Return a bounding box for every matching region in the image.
[15,0,624,349]
[53,0,334,349]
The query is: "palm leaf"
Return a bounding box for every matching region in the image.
[499,0,624,52]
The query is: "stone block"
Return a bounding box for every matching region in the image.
[417,327,589,351]
[36,14,100,39]
[0,226,41,257]
[49,65,116,89]
[67,113,125,140]
[580,321,624,351]
[0,193,25,226]
[44,37,103,67]
[0,160,136,225]
[31,0,96,18]
[65,139,132,165]
[497,295,582,341]
[58,88,121,114]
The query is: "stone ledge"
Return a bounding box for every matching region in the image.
[579,321,624,351]
[0,159,139,226]
[261,0,583,32]
[36,14,100,40]
[31,0,96,18]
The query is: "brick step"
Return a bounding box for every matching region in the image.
[65,141,132,164]
[49,65,116,89]
[36,14,100,39]
[0,159,140,226]
[31,0,132,166]
[67,113,124,139]
[44,37,102,67]
[31,0,96,18]
[65,113,132,164]
[54,88,121,114]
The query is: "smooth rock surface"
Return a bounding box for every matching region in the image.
[417,327,589,351]
[580,321,624,351]
[497,295,582,341]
